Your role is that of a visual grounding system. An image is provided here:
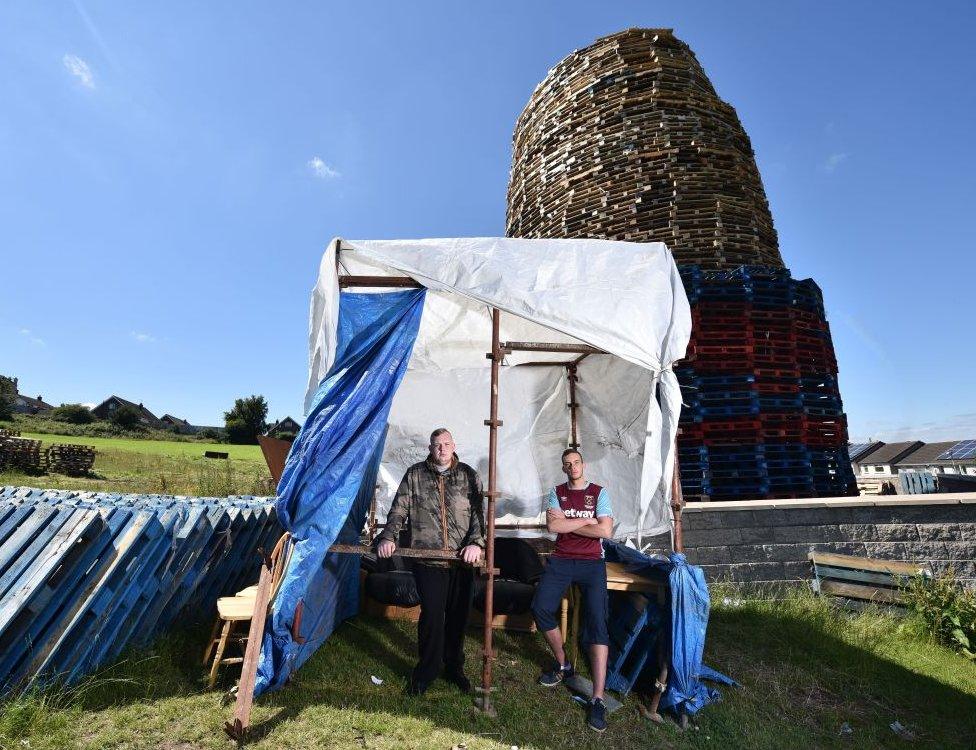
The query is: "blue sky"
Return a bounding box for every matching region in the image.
[1,1,973,440]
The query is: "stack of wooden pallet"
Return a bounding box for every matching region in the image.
[0,486,280,692]
[0,428,21,438]
[44,444,96,476]
[0,437,43,474]
[507,28,853,500]
[506,27,783,270]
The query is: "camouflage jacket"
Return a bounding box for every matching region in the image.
[377,455,486,563]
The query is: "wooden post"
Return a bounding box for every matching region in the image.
[478,308,502,715]
[224,548,276,741]
[670,437,685,553]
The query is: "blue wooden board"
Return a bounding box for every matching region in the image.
[0,486,280,692]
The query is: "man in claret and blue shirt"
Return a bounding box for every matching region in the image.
[531,448,613,733]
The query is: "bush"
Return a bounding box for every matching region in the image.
[902,569,976,659]
[224,419,254,445]
[197,427,223,442]
[110,404,144,431]
[51,403,95,424]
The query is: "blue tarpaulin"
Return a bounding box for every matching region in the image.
[604,542,735,715]
[255,289,426,696]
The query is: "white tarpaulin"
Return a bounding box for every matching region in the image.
[305,237,691,543]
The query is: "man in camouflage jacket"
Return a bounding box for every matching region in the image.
[377,428,485,695]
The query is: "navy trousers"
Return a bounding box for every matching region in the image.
[531,556,609,647]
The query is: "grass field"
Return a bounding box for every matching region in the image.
[1,592,974,750]
[18,432,264,461]
[0,432,272,497]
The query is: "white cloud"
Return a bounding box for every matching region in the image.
[822,152,848,174]
[19,328,46,347]
[131,331,156,343]
[308,156,340,179]
[63,54,95,89]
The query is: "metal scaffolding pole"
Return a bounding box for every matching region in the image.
[566,364,580,449]
[477,307,502,715]
[671,437,685,552]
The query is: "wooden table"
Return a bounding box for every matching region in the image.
[560,561,667,664]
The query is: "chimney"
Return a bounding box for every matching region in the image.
[139,402,143,408]
[37,395,42,402]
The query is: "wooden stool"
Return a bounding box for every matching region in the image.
[203,534,292,688]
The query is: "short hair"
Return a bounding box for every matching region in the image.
[561,448,583,462]
[430,428,452,443]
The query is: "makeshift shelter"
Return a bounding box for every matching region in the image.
[227,237,693,736]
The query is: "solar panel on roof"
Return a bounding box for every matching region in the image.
[848,442,870,459]
[936,439,976,461]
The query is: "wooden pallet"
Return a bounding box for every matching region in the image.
[809,552,929,605]
[0,487,280,691]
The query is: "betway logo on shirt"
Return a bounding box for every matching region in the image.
[562,507,596,519]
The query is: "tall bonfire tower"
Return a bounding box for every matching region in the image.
[507,28,856,500]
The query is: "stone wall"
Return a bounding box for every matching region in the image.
[680,494,976,587]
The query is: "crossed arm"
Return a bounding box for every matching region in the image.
[546,509,613,539]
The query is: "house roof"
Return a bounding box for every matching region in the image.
[862,441,924,465]
[15,394,54,410]
[849,441,885,462]
[161,414,191,428]
[94,395,160,424]
[267,417,301,435]
[895,440,974,466]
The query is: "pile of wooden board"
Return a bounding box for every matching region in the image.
[44,444,96,476]
[0,429,21,438]
[506,27,784,270]
[0,486,280,692]
[0,437,43,473]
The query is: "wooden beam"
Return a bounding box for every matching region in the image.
[224,549,276,741]
[338,276,422,289]
[808,552,926,577]
[502,341,604,355]
[819,579,902,604]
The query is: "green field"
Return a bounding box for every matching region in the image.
[1,592,974,749]
[1,432,273,497]
[19,432,264,461]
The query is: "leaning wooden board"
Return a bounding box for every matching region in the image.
[0,487,280,692]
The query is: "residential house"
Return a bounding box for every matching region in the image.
[160,414,194,434]
[266,417,302,438]
[6,377,54,415]
[894,440,976,477]
[851,441,922,494]
[848,441,885,476]
[14,393,55,415]
[92,396,162,428]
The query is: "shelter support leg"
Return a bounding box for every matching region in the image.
[477,308,502,716]
[671,437,685,553]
